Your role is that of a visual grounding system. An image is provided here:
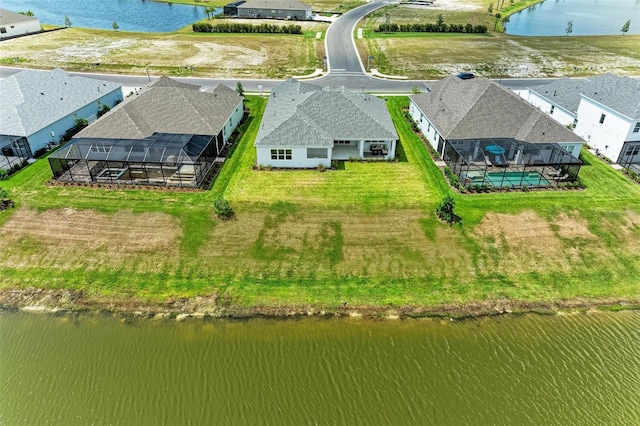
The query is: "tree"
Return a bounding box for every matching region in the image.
[411,86,421,94]
[487,3,493,14]
[493,13,502,31]
[565,20,573,36]
[621,20,630,35]
[19,10,34,16]
[205,6,216,20]
[436,14,444,26]
[436,195,457,224]
[214,198,234,220]
[112,21,119,31]
[64,15,71,28]
[236,82,244,96]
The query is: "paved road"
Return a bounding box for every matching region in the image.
[324,0,388,75]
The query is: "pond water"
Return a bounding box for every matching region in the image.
[1,310,639,424]
[505,0,640,36]
[0,0,215,32]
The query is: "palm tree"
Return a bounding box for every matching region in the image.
[494,13,502,31]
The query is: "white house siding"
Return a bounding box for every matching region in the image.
[0,18,41,39]
[409,99,440,153]
[525,91,576,127]
[256,146,331,168]
[222,102,244,142]
[27,88,123,153]
[557,143,582,159]
[574,97,635,162]
[238,7,311,19]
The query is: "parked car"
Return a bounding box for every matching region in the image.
[456,72,475,80]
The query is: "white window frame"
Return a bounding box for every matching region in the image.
[270,149,291,160]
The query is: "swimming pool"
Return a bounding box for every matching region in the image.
[467,171,550,188]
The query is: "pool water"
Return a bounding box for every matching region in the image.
[469,171,550,188]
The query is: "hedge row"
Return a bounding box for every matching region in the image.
[376,23,488,34]
[193,22,302,34]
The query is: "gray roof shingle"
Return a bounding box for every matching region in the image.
[411,76,584,144]
[0,68,122,137]
[255,80,398,147]
[0,9,39,25]
[530,73,640,119]
[76,76,243,139]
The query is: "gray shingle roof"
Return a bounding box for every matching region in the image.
[0,68,122,137]
[238,0,311,10]
[411,76,584,144]
[0,9,39,25]
[530,74,640,119]
[76,76,243,139]
[255,79,398,147]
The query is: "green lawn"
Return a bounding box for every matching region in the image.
[1,96,639,311]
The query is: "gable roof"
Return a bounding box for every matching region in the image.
[0,68,122,138]
[0,9,39,25]
[530,74,640,119]
[76,76,243,139]
[255,79,398,147]
[411,76,583,144]
[238,0,311,10]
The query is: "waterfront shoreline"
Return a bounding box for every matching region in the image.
[1,287,638,321]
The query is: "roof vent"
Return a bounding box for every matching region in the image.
[40,92,44,95]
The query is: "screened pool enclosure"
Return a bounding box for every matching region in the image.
[49,133,222,188]
[443,138,582,188]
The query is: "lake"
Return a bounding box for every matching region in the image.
[1,310,639,424]
[505,0,640,36]
[0,0,214,33]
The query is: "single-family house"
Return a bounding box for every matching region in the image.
[237,0,312,20]
[409,76,584,188]
[224,1,246,16]
[0,68,123,160]
[520,74,640,170]
[255,79,398,168]
[49,77,244,188]
[0,9,41,39]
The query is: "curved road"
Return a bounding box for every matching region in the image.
[323,0,388,75]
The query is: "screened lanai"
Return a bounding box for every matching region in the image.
[49,133,219,187]
[443,138,582,189]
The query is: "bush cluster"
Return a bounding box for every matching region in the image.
[214,197,235,220]
[376,23,487,33]
[444,167,465,191]
[193,22,302,34]
[623,167,640,184]
[0,159,28,178]
[436,195,456,224]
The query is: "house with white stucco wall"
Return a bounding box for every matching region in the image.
[519,74,640,169]
[255,80,398,168]
[0,68,123,158]
[0,9,41,39]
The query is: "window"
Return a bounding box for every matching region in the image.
[625,145,640,156]
[0,27,6,34]
[564,145,575,153]
[334,140,351,145]
[634,122,640,133]
[599,113,606,124]
[270,149,291,160]
[550,105,555,115]
[573,118,578,127]
[307,148,327,159]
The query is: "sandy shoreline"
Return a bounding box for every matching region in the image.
[1,287,638,321]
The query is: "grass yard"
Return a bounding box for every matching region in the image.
[1,97,639,311]
[0,27,325,78]
[357,31,640,79]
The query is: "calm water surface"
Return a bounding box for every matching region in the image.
[0,0,212,32]
[506,0,640,36]
[1,311,639,425]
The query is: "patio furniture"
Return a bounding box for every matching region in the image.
[370,144,388,156]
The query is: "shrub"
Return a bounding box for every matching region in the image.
[317,163,326,172]
[214,197,234,220]
[34,147,48,158]
[0,186,7,199]
[0,169,7,180]
[436,195,457,224]
[97,104,111,117]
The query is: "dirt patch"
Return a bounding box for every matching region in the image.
[186,42,266,67]
[0,208,181,272]
[406,0,481,12]
[552,212,597,240]
[474,210,568,274]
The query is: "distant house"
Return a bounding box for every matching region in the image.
[255,79,398,168]
[224,0,246,16]
[237,0,312,20]
[409,76,584,188]
[48,77,244,188]
[0,68,123,159]
[0,9,41,39]
[519,74,640,170]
